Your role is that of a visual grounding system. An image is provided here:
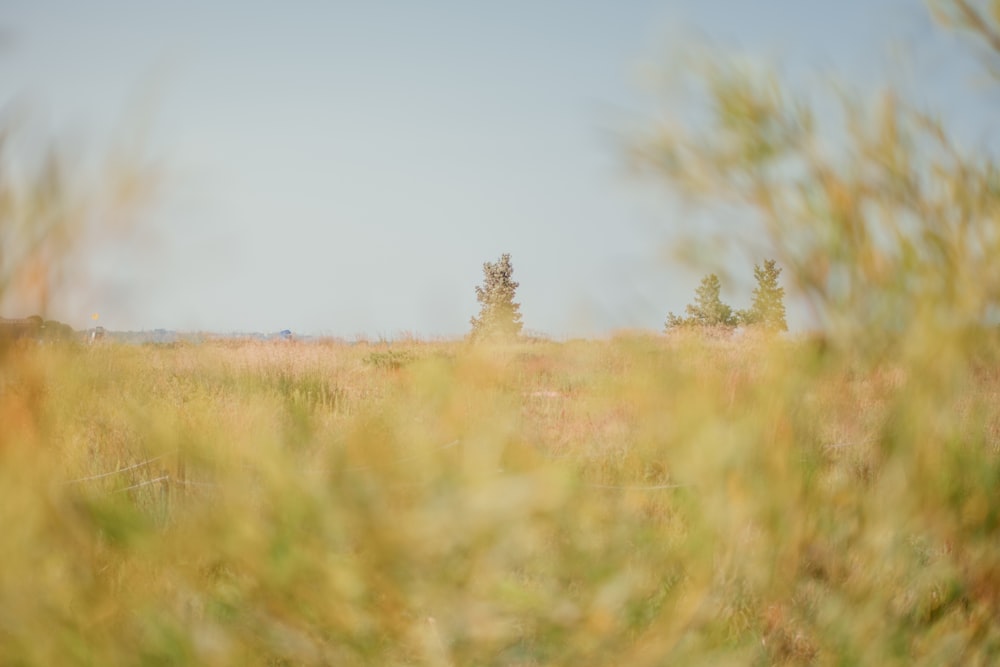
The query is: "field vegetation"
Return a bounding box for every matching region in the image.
[3,1,1000,663]
[1,331,999,665]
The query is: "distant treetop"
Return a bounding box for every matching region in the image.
[470,253,524,341]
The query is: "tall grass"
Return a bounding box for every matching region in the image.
[4,3,999,662]
[1,332,998,665]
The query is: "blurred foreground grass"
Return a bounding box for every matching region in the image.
[4,3,1000,662]
[1,333,998,665]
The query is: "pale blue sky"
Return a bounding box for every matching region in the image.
[1,1,991,336]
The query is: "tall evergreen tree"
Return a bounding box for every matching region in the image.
[739,259,787,331]
[470,253,524,340]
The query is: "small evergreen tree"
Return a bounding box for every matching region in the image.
[666,273,737,330]
[738,259,787,331]
[470,253,524,340]
[665,311,687,329]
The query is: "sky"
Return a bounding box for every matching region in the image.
[1,0,993,337]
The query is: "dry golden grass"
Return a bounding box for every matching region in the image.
[1,331,998,665]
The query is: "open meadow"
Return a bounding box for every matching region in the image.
[1,332,998,665]
[4,0,1000,663]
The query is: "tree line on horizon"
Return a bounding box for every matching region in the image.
[3,252,786,342]
[0,315,77,343]
[468,254,787,340]
[665,259,787,332]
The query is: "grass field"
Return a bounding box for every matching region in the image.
[1,332,998,665]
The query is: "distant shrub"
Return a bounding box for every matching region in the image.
[363,348,415,370]
[42,320,76,341]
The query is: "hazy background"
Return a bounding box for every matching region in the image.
[1,0,992,337]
